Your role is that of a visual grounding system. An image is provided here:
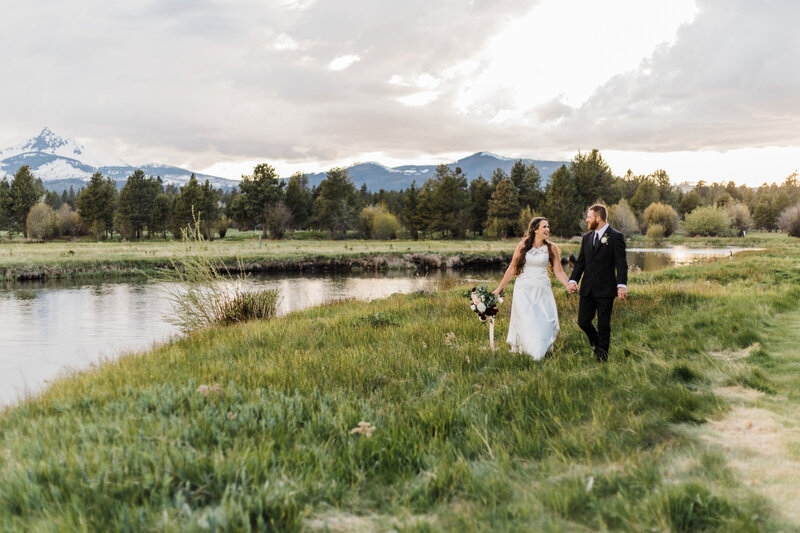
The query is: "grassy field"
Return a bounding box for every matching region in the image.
[0,229,782,282]
[0,232,530,281]
[0,233,798,530]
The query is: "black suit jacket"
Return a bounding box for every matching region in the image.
[569,226,628,298]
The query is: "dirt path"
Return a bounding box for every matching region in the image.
[705,309,800,527]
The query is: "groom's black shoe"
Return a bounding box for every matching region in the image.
[593,347,608,363]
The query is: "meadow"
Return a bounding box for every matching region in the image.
[0,231,522,281]
[0,228,776,282]
[0,232,798,531]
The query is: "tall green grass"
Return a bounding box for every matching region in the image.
[161,223,280,333]
[0,239,798,531]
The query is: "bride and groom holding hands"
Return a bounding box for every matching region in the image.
[492,204,628,362]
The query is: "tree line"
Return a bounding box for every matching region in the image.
[2,149,800,241]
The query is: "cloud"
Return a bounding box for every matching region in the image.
[546,0,800,152]
[0,0,797,181]
[328,54,361,71]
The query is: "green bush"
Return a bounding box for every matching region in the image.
[517,206,536,236]
[218,215,230,239]
[778,205,800,237]
[684,206,732,236]
[646,223,665,244]
[26,203,59,240]
[56,204,84,237]
[641,202,679,236]
[726,203,753,234]
[609,198,638,236]
[359,204,400,239]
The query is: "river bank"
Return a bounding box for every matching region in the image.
[0,232,781,282]
[0,251,515,282]
[0,238,528,281]
[1,236,798,530]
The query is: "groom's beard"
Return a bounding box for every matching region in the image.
[588,220,600,231]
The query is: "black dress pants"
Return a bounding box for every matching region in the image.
[577,291,614,352]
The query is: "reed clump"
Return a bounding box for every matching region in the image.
[163,218,280,333]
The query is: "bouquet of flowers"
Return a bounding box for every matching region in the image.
[463,285,503,322]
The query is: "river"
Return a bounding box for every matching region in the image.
[0,247,753,407]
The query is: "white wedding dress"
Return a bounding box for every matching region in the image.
[506,245,560,360]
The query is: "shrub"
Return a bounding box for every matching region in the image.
[778,204,800,237]
[373,211,401,240]
[517,206,536,236]
[684,206,732,236]
[641,202,679,236]
[646,223,665,244]
[726,203,752,234]
[265,202,292,239]
[26,203,59,240]
[609,198,638,236]
[218,215,230,239]
[359,205,380,238]
[56,204,84,237]
[359,204,400,240]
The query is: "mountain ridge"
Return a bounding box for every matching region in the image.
[1,128,568,192]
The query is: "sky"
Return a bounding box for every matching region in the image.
[0,0,798,186]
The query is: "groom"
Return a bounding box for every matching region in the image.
[567,204,628,362]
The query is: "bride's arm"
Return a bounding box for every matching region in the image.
[493,241,524,296]
[551,245,570,288]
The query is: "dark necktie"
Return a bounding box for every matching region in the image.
[593,232,599,249]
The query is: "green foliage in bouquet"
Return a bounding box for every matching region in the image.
[462,285,502,322]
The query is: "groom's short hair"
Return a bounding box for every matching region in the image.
[589,204,607,221]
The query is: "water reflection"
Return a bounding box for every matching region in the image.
[627,246,756,271]
[0,270,478,407]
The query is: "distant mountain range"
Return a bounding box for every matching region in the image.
[0,128,568,193]
[0,128,239,192]
[303,152,567,191]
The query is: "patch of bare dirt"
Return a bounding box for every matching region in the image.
[705,402,800,526]
[305,511,436,532]
[709,343,760,361]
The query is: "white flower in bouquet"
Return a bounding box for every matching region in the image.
[477,302,487,313]
[470,304,477,311]
[498,297,504,304]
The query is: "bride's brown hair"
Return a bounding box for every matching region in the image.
[513,217,556,275]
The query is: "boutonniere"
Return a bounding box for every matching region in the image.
[600,235,608,245]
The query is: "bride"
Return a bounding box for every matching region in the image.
[492,217,570,360]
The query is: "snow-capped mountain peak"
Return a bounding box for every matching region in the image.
[1,127,128,168]
[0,127,237,191]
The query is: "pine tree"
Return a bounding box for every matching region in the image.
[173,175,218,239]
[284,173,312,229]
[469,176,492,235]
[114,170,162,239]
[403,181,421,240]
[0,178,11,234]
[430,165,469,238]
[485,179,520,237]
[77,172,117,239]
[510,160,544,211]
[542,165,581,237]
[312,168,358,238]
[571,149,616,209]
[9,166,44,237]
[630,180,660,215]
[236,164,285,234]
